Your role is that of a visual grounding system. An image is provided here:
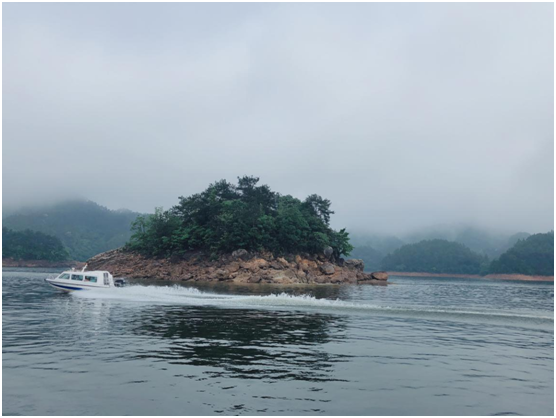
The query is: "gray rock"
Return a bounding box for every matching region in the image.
[371,271,388,281]
[269,261,283,270]
[231,249,250,260]
[214,269,229,279]
[323,246,334,259]
[320,262,335,275]
[344,259,365,271]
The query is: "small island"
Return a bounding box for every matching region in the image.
[86,176,388,285]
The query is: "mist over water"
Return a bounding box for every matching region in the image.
[3,269,553,415]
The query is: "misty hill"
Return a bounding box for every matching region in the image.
[381,239,489,275]
[2,227,69,262]
[349,225,532,272]
[348,234,404,271]
[3,200,142,261]
[127,176,353,259]
[349,245,384,272]
[489,231,554,276]
[403,224,529,258]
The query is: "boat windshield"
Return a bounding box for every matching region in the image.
[58,273,71,280]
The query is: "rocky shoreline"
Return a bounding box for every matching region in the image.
[86,248,388,285]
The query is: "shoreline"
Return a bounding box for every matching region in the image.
[387,271,554,282]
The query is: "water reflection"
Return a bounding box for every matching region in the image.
[129,305,349,382]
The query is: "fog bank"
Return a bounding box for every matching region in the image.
[3,3,554,235]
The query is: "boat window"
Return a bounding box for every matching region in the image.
[103,273,109,286]
[71,274,84,281]
[84,275,97,283]
[59,273,71,280]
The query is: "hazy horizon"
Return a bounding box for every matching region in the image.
[3,3,554,236]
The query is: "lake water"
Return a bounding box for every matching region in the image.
[2,268,554,416]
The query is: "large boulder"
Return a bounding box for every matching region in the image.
[320,262,335,275]
[214,269,230,280]
[232,249,250,260]
[344,259,365,271]
[323,246,334,259]
[276,257,290,267]
[371,271,389,281]
[228,262,240,273]
[269,260,283,270]
[252,258,268,269]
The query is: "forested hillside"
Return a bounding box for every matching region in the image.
[489,232,554,276]
[403,225,530,258]
[381,239,489,274]
[3,200,141,261]
[2,228,68,261]
[350,226,533,272]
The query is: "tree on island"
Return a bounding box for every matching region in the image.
[381,239,488,274]
[126,176,353,259]
[2,227,69,261]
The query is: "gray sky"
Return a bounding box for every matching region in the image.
[3,3,554,235]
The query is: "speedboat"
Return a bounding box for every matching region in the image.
[45,265,126,292]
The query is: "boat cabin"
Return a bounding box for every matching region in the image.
[45,266,126,292]
[57,270,113,286]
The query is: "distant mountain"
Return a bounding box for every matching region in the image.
[489,231,554,276]
[381,239,489,275]
[403,224,518,258]
[2,227,69,261]
[2,200,143,261]
[348,225,518,272]
[505,232,531,249]
[348,233,405,271]
[349,245,383,271]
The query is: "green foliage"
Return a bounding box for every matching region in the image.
[381,239,488,274]
[126,176,353,258]
[3,200,142,261]
[2,227,69,261]
[489,231,554,276]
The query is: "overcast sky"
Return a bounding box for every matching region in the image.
[3,3,554,235]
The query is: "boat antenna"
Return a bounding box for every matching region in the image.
[81,263,88,272]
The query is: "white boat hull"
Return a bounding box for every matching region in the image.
[44,278,109,292]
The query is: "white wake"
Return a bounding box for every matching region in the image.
[70,284,553,324]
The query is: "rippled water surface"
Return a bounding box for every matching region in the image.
[3,269,554,415]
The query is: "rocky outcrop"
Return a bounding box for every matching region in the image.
[371,271,389,280]
[86,249,388,285]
